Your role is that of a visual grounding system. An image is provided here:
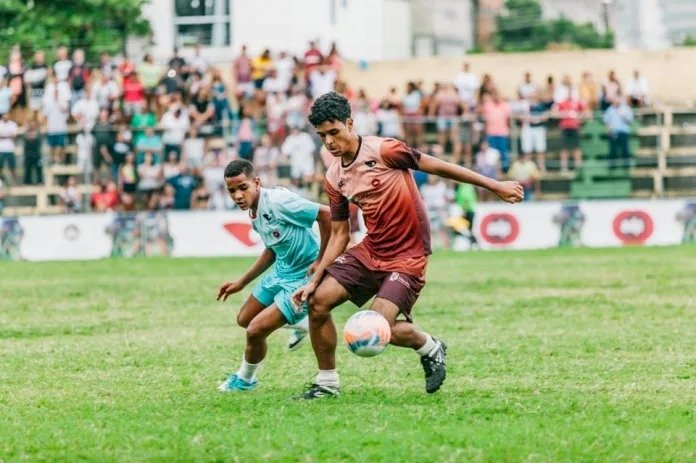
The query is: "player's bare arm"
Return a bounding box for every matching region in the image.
[294,219,350,304]
[217,247,276,301]
[308,205,332,276]
[417,153,524,203]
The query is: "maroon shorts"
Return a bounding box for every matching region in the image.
[325,252,425,321]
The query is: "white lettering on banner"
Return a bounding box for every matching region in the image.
[4,199,693,262]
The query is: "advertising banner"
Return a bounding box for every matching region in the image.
[2,198,694,262]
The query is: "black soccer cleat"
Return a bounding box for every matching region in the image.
[420,338,447,393]
[292,383,341,400]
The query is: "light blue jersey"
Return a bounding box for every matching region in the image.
[251,187,320,279]
[250,188,320,324]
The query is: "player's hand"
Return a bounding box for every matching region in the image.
[217,280,245,301]
[306,259,320,277]
[292,281,318,308]
[495,181,524,203]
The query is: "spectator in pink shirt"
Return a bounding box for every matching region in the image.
[233,45,254,98]
[480,91,511,171]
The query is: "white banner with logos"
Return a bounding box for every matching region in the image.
[2,199,695,262]
[473,198,695,250]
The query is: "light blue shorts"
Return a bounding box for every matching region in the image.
[251,272,308,325]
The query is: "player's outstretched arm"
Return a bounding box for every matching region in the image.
[417,153,524,203]
[217,247,276,301]
[293,220,350,305]
[308,205,333,276]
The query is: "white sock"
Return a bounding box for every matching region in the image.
[416,333,437,357]
[292,315,309,333]
[236,358,261,382]
[315,369,340,388]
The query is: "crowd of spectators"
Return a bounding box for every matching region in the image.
[0,42,645,216]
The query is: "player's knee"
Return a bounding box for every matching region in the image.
[308,294,330,320]
[236,312,251,328]
[245,322,268,342]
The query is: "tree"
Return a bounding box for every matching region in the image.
[0,0,150,62]
[493,0,612,52]
[493,0,549,52]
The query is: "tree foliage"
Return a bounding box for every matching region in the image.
[0,0,150,61]
[493,0,613,52]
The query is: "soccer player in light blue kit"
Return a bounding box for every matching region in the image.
[217,159,331,391]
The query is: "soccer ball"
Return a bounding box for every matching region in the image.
[343,310,391,357]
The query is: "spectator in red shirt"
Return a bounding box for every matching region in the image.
[303,41,323,81]
[122,71,145,116]
[553,95,589,172]
[91,180,120,211]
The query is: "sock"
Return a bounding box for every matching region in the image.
[292,315,309,333]
[236,358,261,382]
[315,369,339,388]
[416,333,438,357]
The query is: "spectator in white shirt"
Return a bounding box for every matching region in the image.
[626,70,650,108]
[92,72,120,110]
[160,104,190,161]
[454,62,480,108]
[71,86,100,132]
[43,85,69,163]
[43,72,71,108]
[376,100,402,139]
[0,113,18,184]
[554,75,579,104]
[281,127,316,188]
[518,72,538,101]
[190,44,209,75]
[309,64,337,100]
[53,46,72,82]
[274,51,295,92]
[182,126,205,169]
[419,175,452,249]
[0,78,14,117]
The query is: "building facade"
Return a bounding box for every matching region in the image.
[142,0,412,62]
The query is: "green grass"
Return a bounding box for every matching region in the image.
[1,246,695,462]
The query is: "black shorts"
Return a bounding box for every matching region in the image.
[325,251,425,322]
[562,128,580,150]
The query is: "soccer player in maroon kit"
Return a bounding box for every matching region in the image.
[293,92,524,399]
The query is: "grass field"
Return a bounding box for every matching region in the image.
[1,246,694,462]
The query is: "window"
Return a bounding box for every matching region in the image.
[174,0,231,47]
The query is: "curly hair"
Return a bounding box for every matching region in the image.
[224,159,255,178]
[308,92,352,126]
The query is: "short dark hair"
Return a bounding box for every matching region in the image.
[308,92,351,126]
[224,159,255,178]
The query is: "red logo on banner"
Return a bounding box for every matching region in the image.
[479,213,520,245]
[223,223,257,247]
[612,210,654,245]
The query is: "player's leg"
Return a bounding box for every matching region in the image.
[307,275,351,369]
[218,292,270,392]
[219,305,287,392]
[371,271,447,394]
[236,294,268,328]
[293,275,351,399]
[296,253,379,399]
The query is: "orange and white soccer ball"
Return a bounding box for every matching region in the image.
[343,310,391,357]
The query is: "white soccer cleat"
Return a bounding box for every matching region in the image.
[287,330,307,351]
